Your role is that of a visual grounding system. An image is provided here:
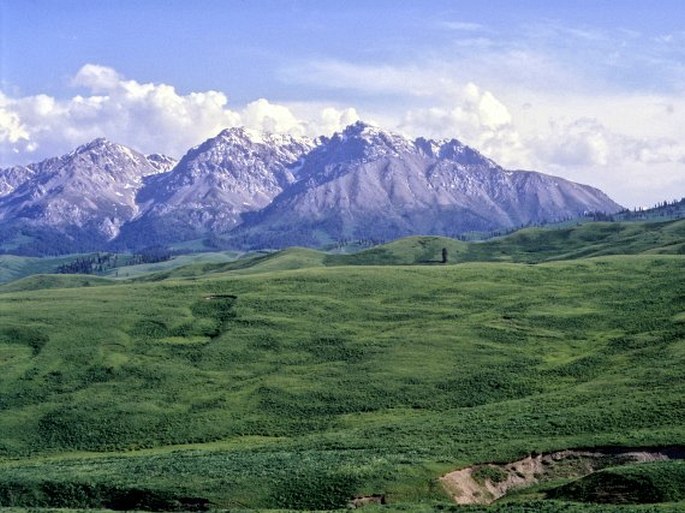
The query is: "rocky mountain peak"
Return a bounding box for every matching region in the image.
[341,121,413,150]
[57,137,157,180]
[0,124,623,254]
[414,137,443,158]
[437,139,496,167]
[0,139,162,245]
[212,126,311,149]
[181,127,313,170]
[216,126,263,145]
[119,127,316,246]
[311,122,416,166]
[70,137,124,157]
[74,136,110,151]
[412,137,494,167]
[341,120,378,137]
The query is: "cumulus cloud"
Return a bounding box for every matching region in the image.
[513,114,685,207]
[71,63,123,92]
[393,79,684,207]
[0,65,242,163]
[0,64,360,166]
[536,118,612,167]
[533,117,685,168]
[242,98,305,135]
[0,94,30,146]
[308,106,360,137]
[1,62,683,208]
[400,83,529,167]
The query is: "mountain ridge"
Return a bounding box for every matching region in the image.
[0,122,622,255]
[229,122,620,248]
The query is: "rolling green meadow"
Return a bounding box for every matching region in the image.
[0,219,683,511]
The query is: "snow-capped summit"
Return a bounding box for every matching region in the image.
[0,122,623,254]
[178,126,313,180]
[115,127,315,247]
[213,126,310,149]
[0,138,167,247]
[70,137,113,153]
[315,121,417,163]
[228,122,622,248]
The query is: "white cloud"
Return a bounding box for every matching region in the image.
[242,98,305,135]
[399,83,529,167]
[283,60,459,99]
[1,59,683,208]
[262,101,361,138]
[0,93,30,146]
[71,63,123,92]
[0,65,362,165]
[535,118,613,167]
[515,114,685,207]
[0,66,242,163]
[309,106,360,137]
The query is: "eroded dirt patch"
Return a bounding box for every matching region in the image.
[440,446,685,505]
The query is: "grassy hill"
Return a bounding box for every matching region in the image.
[613,198,685,222]
[548,461,685,504]
[2,219,682,287]
[336,219,685,266]
[0,253,93,284]
[0,250,244,285]
[128,219,685,283]
[0,273,113,293]
[461,219,685,262]
[0,250,683,510]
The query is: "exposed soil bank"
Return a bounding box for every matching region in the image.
[440,446,685,505]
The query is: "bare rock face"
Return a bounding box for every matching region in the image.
[0,122,622,254]
[229,122,622,248]
[145,153,178,174]
[0,139,168,249]
[0,165,36,198]
[115,127,315,247]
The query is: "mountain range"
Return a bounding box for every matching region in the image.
[0,122,622,255]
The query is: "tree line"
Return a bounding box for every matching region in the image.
[56,246,173,275]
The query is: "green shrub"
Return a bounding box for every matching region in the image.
[472,465,508,485]
[0,326,49,355]
[270,469,360,510]
[548,462,685,504]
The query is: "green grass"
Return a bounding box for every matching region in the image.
[325,236,469,266]
[2,219,681,287]
[118,219,685,284]
[0,274,113,293]
[338,219,685,266]
[472,466,508,485]
[179,219,685,277]
[101,251,243,279]
[547,461,685,504]
[0,252,683,510]
[461,219,685,262]
[0,254,98,284]
[0,251,245,285]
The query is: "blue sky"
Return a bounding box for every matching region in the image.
[1,0,684,206]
